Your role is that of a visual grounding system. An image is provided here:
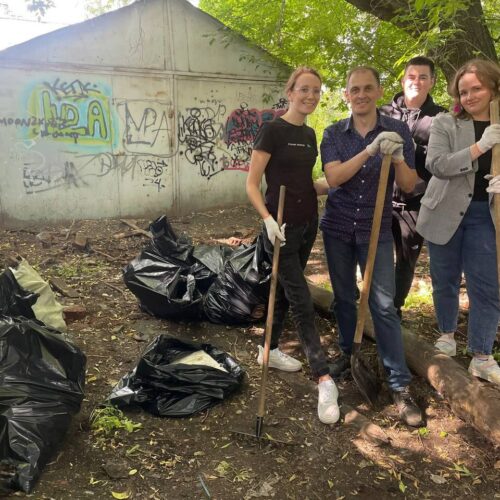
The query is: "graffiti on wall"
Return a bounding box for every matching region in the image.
[223,103,285,171]
[13,139,168,195]
[4,77,288,197]
[20,78,113,146]
[177,100,286,179]
[177,103,227,180]
[117,100,175,156]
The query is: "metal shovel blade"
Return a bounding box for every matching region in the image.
[351,348,380,407]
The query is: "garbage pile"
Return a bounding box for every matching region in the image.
[108,335,245,417]
[0,261,86,494]
[124,215,272,324]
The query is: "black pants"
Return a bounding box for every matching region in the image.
[262,218,329,377]
[391,208,423,310]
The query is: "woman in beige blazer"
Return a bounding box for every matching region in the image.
[417,59,500,386]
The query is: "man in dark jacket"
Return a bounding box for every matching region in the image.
[380,56,446,319]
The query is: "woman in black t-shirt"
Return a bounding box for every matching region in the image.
[246,67,339,424]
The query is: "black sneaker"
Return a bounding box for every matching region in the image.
[328,352,351,379]
[392,386,424,427]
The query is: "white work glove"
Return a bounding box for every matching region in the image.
[264,215,286,246]
[366,132,404,156]
[380,138,404,162]
[477,124,500,153]
[485,174,500,194]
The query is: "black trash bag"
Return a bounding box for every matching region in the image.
[0,269,38,319]
[107,335,244,417]
[0,316,86,493]
[193,244,234,277]
[124,251,205,320]
[124,216,233,319]
[203,234,272,324]
[149,215,194,265]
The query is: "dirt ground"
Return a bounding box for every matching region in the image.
[0,204,499,500]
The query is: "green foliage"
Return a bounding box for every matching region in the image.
[493,346,500,363]
[90,405,142,436]
[403,280,434,309]
[54,259,108,279]
[83,0,133,18]
[23,0,133,20]
[417,426,430,437]
[200,0,497,98]
[24,0,55,20]
[199,0,414,97]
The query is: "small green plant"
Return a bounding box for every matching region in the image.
[90,406,142,436]
[55,259,108,279]
[493,347,500,363]
[403,280,433,309]
[417,427,430,438]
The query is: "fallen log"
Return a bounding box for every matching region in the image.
[308,280,500,446]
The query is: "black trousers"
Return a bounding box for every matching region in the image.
[262,218,329,377]
[391,208,423,310]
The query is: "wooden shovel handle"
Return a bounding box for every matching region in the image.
[490,100,500,288]
[353,154,392,345]
[257,185,286,419]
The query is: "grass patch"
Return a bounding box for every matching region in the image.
[403,280,433,309]
[54,258,108,279]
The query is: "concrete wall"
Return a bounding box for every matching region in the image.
[0,0,288,226]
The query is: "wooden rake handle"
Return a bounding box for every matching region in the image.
[257,185,286,420]
[490,100,500,288]
[353,154,392,345]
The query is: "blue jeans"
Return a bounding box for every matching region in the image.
[322,233,412,390]
[427,201,500,355]
[262,218,329,378]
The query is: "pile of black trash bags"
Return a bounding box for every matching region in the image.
[124,215,272,324]
[0,269,86,494]
[110,216,251,418]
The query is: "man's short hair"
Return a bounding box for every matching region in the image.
[346,66,380,88]
[405,56,436,77]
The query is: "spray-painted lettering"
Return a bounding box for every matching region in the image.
[25,79,112,145]
[117,100,174,155]
[223,103,285,171]
[177,104,226,180]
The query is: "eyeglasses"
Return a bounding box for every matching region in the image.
[294,87,322,97]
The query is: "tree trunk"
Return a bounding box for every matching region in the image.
[344,0,498,83]
[308,281,500,446]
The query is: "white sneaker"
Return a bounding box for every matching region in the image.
[257,345,302,372]
[435,335,456,356]
[468,356,500,386]
[318,379,340,424]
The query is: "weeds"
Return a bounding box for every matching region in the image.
[90,405,142,436]
[403,280,433,309]
[493,346,500,363]
[54,258,108,279]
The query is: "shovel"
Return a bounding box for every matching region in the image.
[231,186,292,445]
[490,99,500,286]
[351,154,392,406]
